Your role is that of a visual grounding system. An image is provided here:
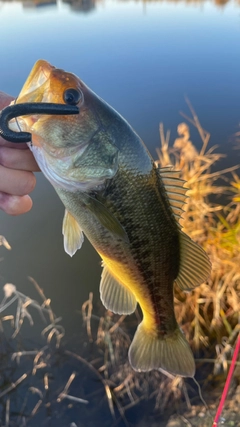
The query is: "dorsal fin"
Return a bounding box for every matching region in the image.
[157,166,182,179]
[157,166,188,225]
[176,230,211,291]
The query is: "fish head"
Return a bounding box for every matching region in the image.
[12,60,119,192]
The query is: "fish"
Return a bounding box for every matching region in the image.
[10,60,211,377]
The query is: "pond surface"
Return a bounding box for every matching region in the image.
[0,0,239,324]
[0,1,239,422]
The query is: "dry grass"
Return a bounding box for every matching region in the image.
[80,100,240,424]
[156,99,240,367]
[0,101,239,426]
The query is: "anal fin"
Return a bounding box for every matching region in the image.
[100,264,137,315]
[62,209,84,257]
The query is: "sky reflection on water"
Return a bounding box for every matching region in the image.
[0,0,239,332]
[1,0,239,161]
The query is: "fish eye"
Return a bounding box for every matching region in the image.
[63,88,82,106]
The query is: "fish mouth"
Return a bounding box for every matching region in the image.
[9,60,55,134]
[9,59,82,145]
[17,60,54,104]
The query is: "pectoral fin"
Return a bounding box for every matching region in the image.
[83,195,129,242]
[176,230,211,291]
[62,209,84,257]
[100,264,137,314]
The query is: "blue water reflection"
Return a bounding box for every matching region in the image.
[0,0,239,355]
[1,0,239,160]
[0,0,239,424]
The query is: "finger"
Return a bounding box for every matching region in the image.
[0,146,40,172]
[0,166,36,196]
[0,192,33,215]
[0,139,30,149]
[0,94,29,149]
[0,93,21,147]
[0,92,14,110]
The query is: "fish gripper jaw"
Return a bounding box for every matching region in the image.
[0,102,79,143]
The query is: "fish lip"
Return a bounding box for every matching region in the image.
[11,60,84,137]
[17,60,54,104]
[8,60,87,157]
[8,62,53,133]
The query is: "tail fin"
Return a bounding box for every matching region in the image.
[128,322,195,377]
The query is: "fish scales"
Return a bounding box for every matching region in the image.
[57,115,180,334]
[100,118,180,335]
[10,60,211,377]
[98,166,180,334]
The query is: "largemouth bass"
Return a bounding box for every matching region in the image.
[11,60,211,377]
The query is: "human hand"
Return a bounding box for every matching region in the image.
[0,91,40,215]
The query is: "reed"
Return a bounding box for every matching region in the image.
[157,100,240,362]
[0,101,239,425]
[86,100,240,424]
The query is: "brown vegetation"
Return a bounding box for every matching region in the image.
[0,102,239,426]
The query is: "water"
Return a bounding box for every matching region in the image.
[0,1,239,423]
[0,0,239,325]
[0,0,239,327]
